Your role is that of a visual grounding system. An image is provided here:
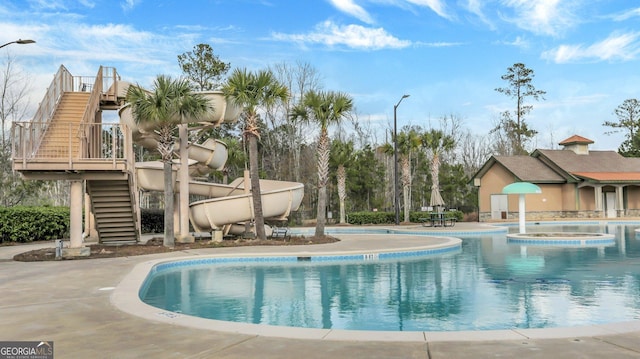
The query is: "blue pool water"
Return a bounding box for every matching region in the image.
[140,224,640,331]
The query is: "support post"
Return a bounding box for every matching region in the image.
[177,124,194,243]
[64,180,90,257]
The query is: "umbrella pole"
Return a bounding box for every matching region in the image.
[519,194,526,234]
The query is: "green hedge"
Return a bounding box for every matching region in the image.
[347,210,464,225]
[0,206,70,243]
[0,206,165,243]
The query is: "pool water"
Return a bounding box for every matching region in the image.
[140,224,640,331]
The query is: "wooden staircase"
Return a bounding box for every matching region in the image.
[36,92,90,158]
[87,178,139,244]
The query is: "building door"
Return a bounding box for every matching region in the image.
[491,194,508,220]
[605,192,617,218]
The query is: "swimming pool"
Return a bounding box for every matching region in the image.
[139,224,640,332]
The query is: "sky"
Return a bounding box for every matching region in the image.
[1,0,639,150]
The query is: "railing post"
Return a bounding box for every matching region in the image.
[22,125,27,167]
[112,124,117,168]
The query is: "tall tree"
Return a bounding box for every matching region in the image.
[330,139,354,224]
[222,68,289,240]
[178,44,231,91]
[494,63,546,155]
[351,145,385,211]
[0,53,43,206]
[291,90,353,237]
[269,61,322,182]
[382,126,422,222]
[125,75,212,247]
[603,98,640,157]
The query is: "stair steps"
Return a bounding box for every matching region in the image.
[36,92,90,158]
[87,179,139,244]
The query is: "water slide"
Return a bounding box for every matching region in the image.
[117,86,304,235]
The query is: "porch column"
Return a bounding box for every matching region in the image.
[616,185,624,217]
[594,185,603,216]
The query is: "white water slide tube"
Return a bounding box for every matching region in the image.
[135,161,304,233]
[118,84,304,234]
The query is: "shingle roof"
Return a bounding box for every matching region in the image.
[573,172,640,182]
[535,149,640,173]
[493,156,565,182]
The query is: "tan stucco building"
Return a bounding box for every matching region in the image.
[472,135,640,221]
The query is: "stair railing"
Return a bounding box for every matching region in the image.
[78,67,105,159]
[18,65,73,160]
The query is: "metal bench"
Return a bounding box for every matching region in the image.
[270,225,290,240]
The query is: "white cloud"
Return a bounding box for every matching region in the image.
[406,0,451,20]
[121,0,140,12]
[496,35,529,49]
[464,0,494,28]
[27,0,68,11]
[271,20,411,50]
[500,0,579,36]
[612,7,640,21]
[328,0,374,24]
[414,41,463,48]
[542,32,640,63]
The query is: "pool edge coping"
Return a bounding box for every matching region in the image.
[111,226,640,343]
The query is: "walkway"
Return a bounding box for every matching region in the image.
[2,223,640,358]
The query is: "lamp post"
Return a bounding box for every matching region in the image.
[0,39,36,49]
[393,94,410,225]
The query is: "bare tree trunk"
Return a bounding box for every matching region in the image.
[337,164,346,224]
[315,132,330,237]
[248,134,266,240]
[316,185,327,237]
[163,160,175,247]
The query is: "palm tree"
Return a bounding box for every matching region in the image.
[383,126,422,222]
[330,139,354,224]
[222,68,289,240]
[291,90,353,237]
[125,75,212,247]
[421,129,455,210]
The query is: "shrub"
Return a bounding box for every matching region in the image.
[346,211,394,225]
[346,210,464,225]
[0,206,70,243]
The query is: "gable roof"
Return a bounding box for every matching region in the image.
[472,155,565,183]
[473,149,640,185]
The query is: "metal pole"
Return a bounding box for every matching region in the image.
[393,94,409,225]
[393,105,399,225]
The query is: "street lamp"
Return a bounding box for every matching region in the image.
[0,39,36,49]
[393,94,410,225]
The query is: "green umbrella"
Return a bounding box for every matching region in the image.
[502,182,541,234]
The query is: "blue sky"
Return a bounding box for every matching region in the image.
[1,0,639,150]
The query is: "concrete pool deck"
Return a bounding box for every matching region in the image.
[2,222,640,358]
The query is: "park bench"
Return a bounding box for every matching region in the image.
[270,225,290,240]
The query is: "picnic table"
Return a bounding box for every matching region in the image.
[419,212,456,227]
